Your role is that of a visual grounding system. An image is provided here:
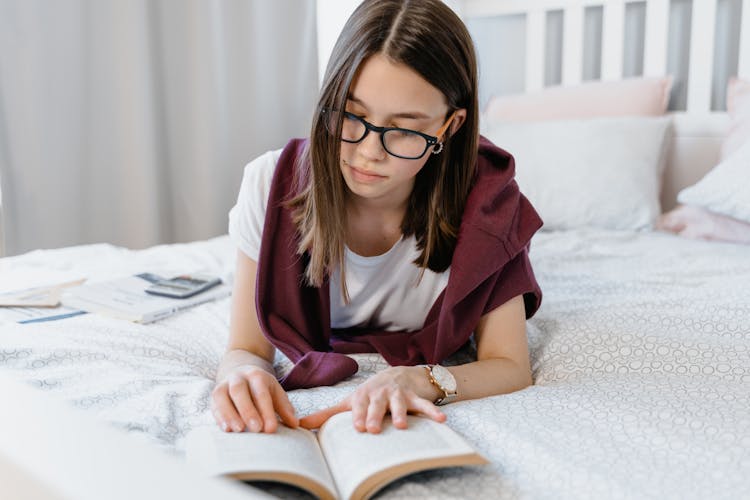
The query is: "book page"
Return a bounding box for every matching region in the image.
[0,277,87,324]
[185,425,338,500]
[318,412,485,500]
[65,276,159,313]
[0,279,85,307]
[62,275,230,322]
[0,305,85,325]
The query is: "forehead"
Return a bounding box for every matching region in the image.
[348,53,447,116]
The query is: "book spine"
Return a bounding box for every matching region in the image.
[140,289,230,323]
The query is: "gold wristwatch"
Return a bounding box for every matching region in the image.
[421,364,458,405]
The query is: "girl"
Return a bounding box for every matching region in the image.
[212,0,542,435]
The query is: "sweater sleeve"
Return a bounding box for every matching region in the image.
[227,149,282,261]
[483,247,542,319]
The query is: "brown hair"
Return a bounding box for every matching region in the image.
[289,0,479,298]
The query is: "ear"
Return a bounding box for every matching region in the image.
[448,108,467,137]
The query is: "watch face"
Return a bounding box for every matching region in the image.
[432,365,457,393]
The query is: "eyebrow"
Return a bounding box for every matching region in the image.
[346,94,432,120]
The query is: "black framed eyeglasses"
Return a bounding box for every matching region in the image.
[323,109,457,160]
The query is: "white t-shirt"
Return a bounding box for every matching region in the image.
[228,149,450,332]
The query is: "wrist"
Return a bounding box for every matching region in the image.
[409,365,443,403]
[217,349,274,381]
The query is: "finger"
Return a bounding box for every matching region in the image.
[408,395,447,423]
[365,394,389,434]
[389,393,409,429]
[211,384,243,432]
[227,375,262,432]
[271,384,299,429]
[248,378,279,433]
[299,401,349,430]
[350,393,369,432]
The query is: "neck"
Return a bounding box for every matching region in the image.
[344,188,411,256]
[346,190,410,226]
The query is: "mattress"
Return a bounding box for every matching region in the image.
[1,230,748,499]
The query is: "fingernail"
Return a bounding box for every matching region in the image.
[248,419,261,432]
[232,421,244,432]
[220,420,229,432]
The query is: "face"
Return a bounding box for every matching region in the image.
[339,53,464,207]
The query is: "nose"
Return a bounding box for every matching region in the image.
[356,128,387,161]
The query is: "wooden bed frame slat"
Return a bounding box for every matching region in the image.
[739,0,750,78]
[525,9,546,91]
[687,0,718,113]
[601,1,625,80]
[562,4,585,85]
[643,0,670,77]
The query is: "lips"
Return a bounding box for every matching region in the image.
[347,164,387,183]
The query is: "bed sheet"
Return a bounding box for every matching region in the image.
[0,230,748,499]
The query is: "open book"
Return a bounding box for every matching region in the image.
[61,273,230,323]
[185,412,487,500]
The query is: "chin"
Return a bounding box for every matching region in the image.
[343,178,385,199]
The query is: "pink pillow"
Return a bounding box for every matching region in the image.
[721,77,750,159]
[655,205,750,244]
[483,77,673,122]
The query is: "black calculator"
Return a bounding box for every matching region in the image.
[143,273,222,299]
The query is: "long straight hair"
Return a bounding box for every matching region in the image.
[289,0,479,299]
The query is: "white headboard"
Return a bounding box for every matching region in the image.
[315,0,748,210]
[455,0,750,113]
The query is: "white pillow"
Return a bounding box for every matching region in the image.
[482,116,671,230]
[677,139,750,224]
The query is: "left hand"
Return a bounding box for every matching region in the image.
[299,366,446,433]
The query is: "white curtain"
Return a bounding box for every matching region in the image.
[0,0,318,256]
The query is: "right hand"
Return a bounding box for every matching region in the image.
[211,365,298,433]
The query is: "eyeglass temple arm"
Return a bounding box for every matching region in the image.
[434,110,459,142]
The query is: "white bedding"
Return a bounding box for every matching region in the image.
[1,230,748,499]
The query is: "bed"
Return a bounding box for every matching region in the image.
[2,0,750,499]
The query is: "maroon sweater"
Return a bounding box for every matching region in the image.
[256,137,543,390]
